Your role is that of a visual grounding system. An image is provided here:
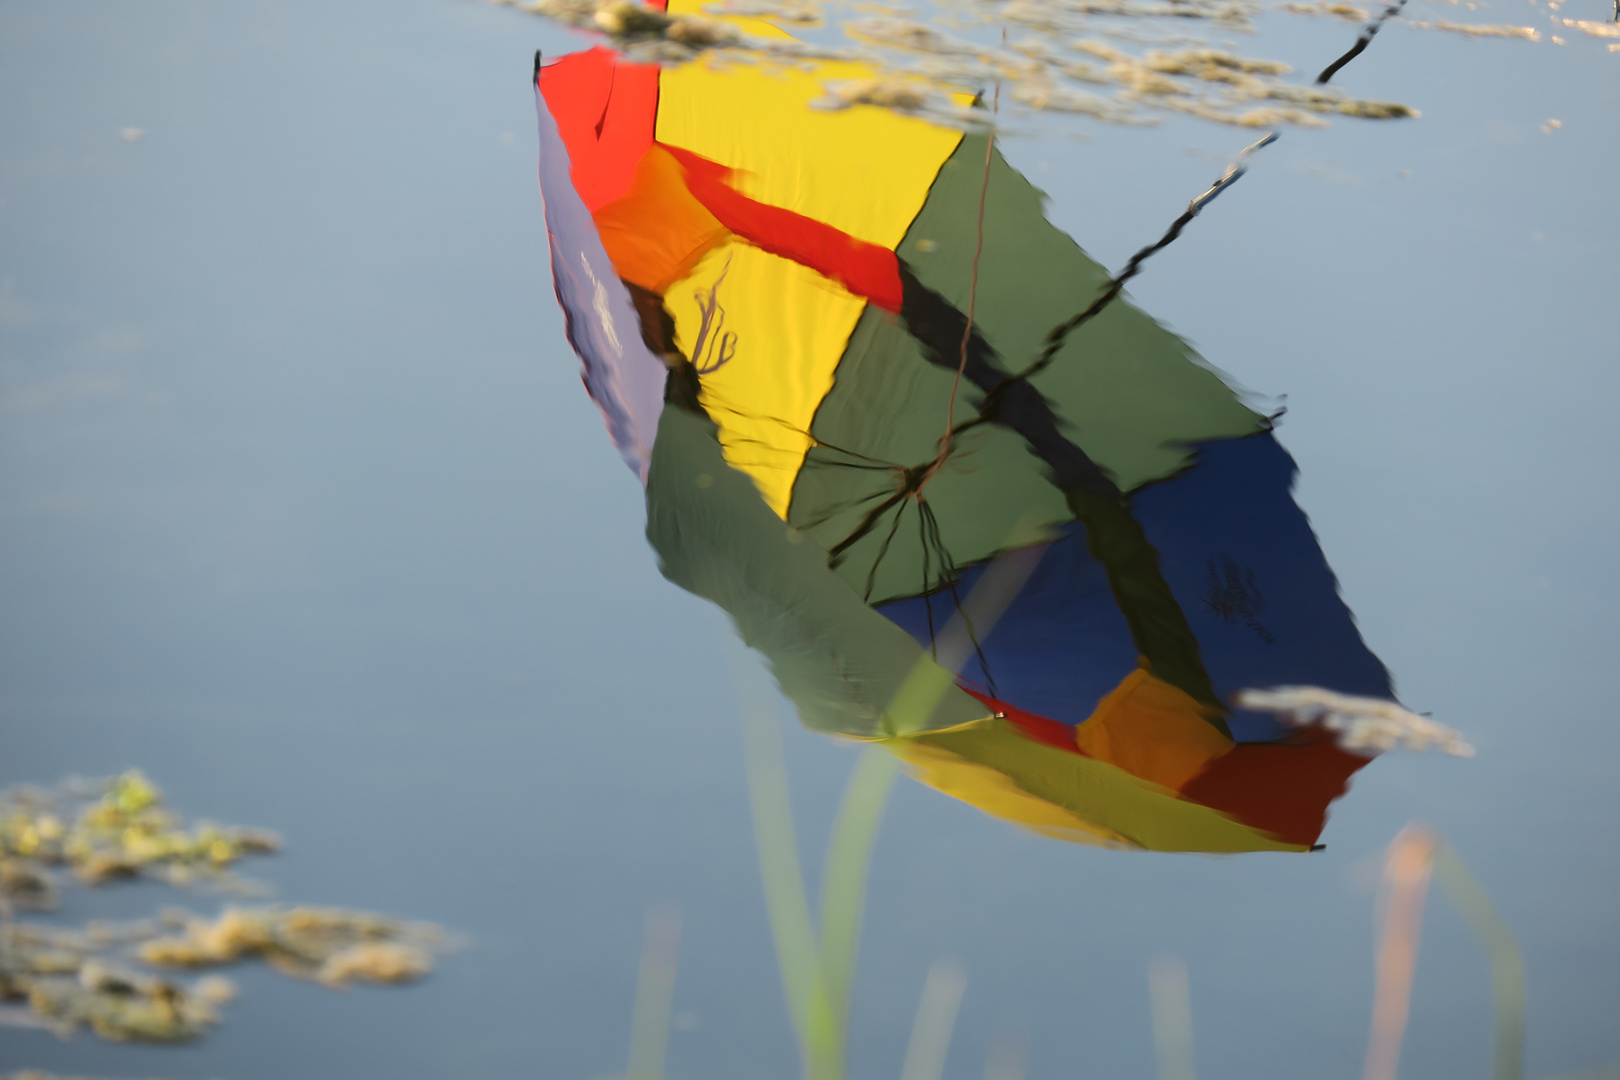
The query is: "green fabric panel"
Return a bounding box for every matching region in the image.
[794,139,1264,586]
[898,135,1267,489]
[646,402,992,737]
[907,719,1303,853]
[790,136,1263,601]
[788,303,1067,603]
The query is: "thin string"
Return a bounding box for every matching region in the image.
[942,69,1002,448]
[1317,0,1412,84]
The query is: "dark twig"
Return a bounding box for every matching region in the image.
[1317,0,1411,84]
[1016,132,1277,382]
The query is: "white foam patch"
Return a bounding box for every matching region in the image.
[1235,686,1475,758]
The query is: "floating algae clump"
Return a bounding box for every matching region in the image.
[0,919,233,1042]
[0,772,280,901]
[496,0,1426,128]
[0,773,451,1044]
[490,0,754,62]
[139,906,441,988]
[23,959,227,1043]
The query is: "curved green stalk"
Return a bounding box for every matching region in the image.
[1432,842,1525,1080]
[730,642,826,1065]
[899,959,968,1080]
[818,748,902,1051]
[626,908,681,1080]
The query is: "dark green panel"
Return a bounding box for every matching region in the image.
[788,301,1067,604]
[646,401,991,737]
[897,135,1267,491]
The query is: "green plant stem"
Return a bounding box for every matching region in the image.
[728,539,1045,1080]
[730,643,836,1079]
[626,908,681,1080]
[1432,842,1525,1080]
[818,748,902,1055]
[899,959,968,1080]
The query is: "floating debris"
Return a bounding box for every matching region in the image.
[139,906,442,988]
[1279,2,1371,21]
[810,77,993,126]
[815,77,939,110]
[1558,16,1620,37]
[489,0,801,63]
[1407,19,1541,38]
[501,0,1421,128]
[703,0,822,21]
[318,942,435,987]
[1235,687,1476,757]
[0,916,232,1043]
[0,862,57,913]
[0,772,280,901]
[24,959,228,1043]
[0,774,451,1044]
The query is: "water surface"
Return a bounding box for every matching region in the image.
[1,1,1617,1078]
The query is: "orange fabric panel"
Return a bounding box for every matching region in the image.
[591,145,730,294]
[537,47,660,213]
[1071,667,1235,792]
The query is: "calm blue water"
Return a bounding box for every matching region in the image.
[2,2,1617,1078]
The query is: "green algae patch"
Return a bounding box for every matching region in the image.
[0,774,451,1045]
[0,771,280,899]
[1,916,236,1042]
[140,906,441,988]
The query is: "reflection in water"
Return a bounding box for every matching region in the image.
[533,21,1426,853]
[501,0,1608,131]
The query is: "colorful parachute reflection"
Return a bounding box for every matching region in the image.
[533,7,1395,852]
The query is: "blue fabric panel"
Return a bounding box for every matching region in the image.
[1132,432,1394,740]
[876,523,1141,728]
[876,432,1393,744]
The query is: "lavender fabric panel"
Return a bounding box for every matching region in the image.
[533,82,666,483]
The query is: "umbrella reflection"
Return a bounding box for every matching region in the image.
[534,14,1411,853]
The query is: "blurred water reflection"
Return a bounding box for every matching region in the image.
[535,34,1420,854]
[1,0,1617,1078]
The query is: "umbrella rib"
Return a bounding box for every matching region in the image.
[921,498,998,698]
[862,501,911,603]
[919,501,938,656]
[828,489,910,563]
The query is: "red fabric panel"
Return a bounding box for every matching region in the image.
[660,144,905,313]
[1179,729,1373,847]
[961,688,1085,755]
[538,48,661,212]
[965,684,1371,847]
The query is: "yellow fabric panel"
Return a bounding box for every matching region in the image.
[1073,666,1236,791]
[887,717,1305,852]
[887,736,1130,849]
[650,37,964,515]
[654,57,963,250]
[664,242,868,516]
[592,144,729,295]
